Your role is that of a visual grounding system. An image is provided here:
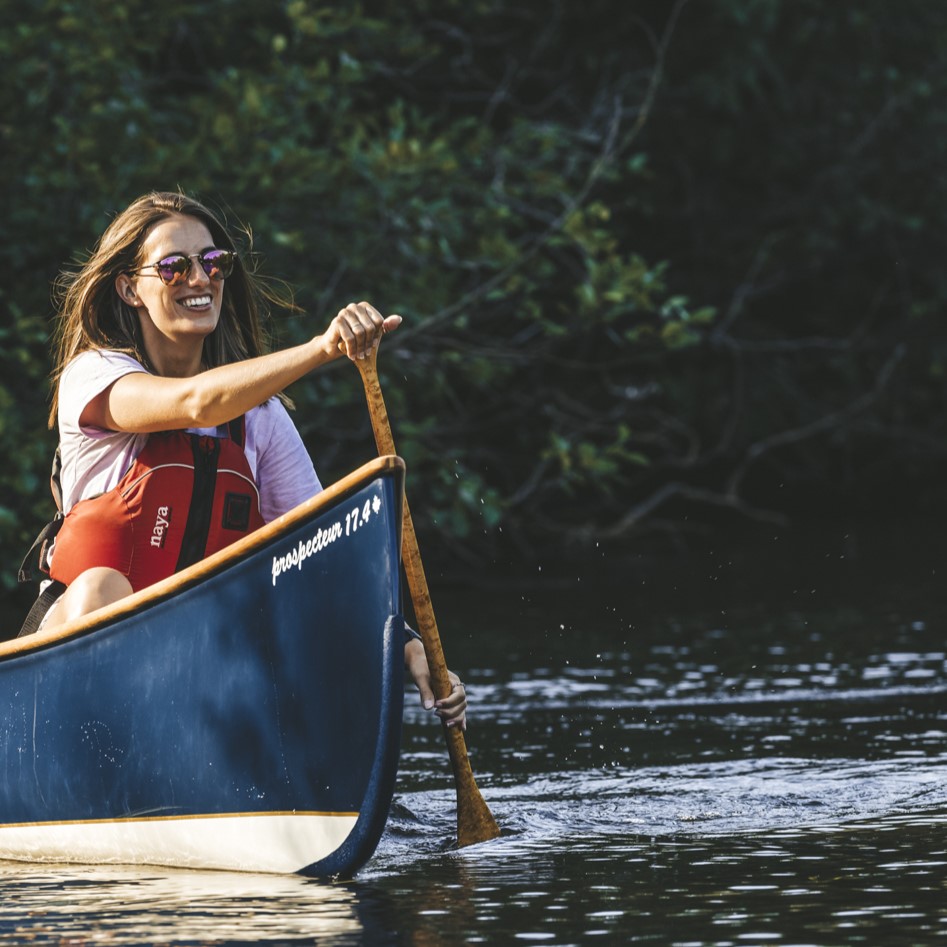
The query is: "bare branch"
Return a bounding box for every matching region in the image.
[569,481,787,543]
[725,343,906,497]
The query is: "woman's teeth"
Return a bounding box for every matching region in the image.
[182,296,212,308]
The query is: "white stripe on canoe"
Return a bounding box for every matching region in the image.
[0,811,359,874]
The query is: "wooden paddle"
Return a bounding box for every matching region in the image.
[350,344,501,847]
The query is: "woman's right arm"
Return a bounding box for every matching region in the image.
[81,303,400,434]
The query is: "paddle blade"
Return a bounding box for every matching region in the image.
[447,727,501,846]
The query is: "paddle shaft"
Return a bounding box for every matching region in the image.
[351,347,500,847]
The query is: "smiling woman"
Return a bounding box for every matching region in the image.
[18,189,466,730]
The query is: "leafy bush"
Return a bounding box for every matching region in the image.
[4,0,947,598]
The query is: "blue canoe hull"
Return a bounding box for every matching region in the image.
[0,457,406,876]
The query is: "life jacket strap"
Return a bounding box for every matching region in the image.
[175,435,222,572]
[227,416,246,448]
[18,512,64,584]
[17,580,67,638]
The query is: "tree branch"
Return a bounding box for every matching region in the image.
[396,0,691,342]
[725,342,906,497]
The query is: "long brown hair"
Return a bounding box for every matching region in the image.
[49,190,295,427]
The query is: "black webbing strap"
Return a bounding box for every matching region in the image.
[17,447,66,585]
[17,580,67,638]
[175,436,221,572]
[18,513,64,584]
[50,445,64,513]
[227,416,246,448]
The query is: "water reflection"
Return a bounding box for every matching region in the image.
[0,864,372,944]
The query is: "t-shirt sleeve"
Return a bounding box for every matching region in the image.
[56,350,151,513]
[248,399,322,523]
[59,350,148,437]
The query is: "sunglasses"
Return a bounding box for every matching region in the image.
[132,248,236,286]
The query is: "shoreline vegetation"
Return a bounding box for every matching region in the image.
[4,1,946,606]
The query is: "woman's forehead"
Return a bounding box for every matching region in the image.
[140,214,214,257]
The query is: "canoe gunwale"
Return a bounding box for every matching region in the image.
[3,455,405,661]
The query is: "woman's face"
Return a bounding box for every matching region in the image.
[120,214,226,361]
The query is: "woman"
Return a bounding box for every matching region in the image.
[26,190,466,729]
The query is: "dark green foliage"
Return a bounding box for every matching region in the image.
[2,0,946,591]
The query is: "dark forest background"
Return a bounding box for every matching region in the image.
[2,0,946,604]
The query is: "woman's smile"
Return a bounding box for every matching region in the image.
[180,294,213,310]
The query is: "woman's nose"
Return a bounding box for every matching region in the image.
[188,257,211,286]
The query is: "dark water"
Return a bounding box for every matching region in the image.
[2,521,947,944]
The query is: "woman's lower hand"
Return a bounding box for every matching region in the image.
[326,301,401,361]
[404,637,467,731]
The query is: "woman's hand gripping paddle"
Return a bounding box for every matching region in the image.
[351,344,500,847]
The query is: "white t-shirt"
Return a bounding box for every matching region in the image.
[57,350,322,522]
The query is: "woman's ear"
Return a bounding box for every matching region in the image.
[115,273,141,307]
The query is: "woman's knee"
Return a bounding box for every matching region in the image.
[46,568,133,629]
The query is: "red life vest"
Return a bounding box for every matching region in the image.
[49,419,264,593]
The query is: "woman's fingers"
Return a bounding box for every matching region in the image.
[337,301,397,360]
[328,303,402,360]
[435,671,467,730]
[404,639,468,732]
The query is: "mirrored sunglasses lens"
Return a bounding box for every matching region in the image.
[156,255,190,285]
[200,249,234,280]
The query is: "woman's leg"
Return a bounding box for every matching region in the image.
[42,567,133,631]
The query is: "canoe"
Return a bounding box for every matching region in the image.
[0,455,406,877]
